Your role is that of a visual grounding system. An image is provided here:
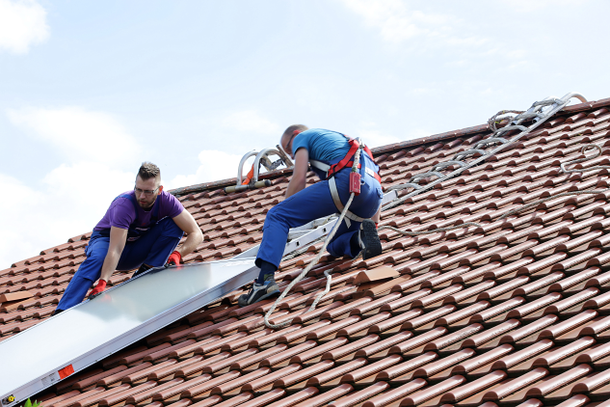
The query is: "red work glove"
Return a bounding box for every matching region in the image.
[88,279,107,299]
[166,250,182,266]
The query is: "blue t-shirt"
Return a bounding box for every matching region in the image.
[292,128,350,163]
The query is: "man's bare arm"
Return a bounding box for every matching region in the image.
[172,210,204,257]
[99,227,128,282]
[285,148,309,198]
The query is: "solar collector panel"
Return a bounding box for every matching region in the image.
[0,259,258,407]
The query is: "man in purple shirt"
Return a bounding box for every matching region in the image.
[54,162,203,314]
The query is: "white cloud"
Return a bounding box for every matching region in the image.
[167,149,243,190]
[222,110,282,134]
[0,0,49,54]
[359,129,403,148]
[166,110,286,190]
[0,106,140,269]
[445,36,489,47]
[43,163,135,208]
[7,106,140,164]
[339,0,432,42]
[0,164,135,269]
[501,0,580,12]
[40,163,135,242]
[339,0,471,44]
[338,0,509,62]
[0,174,43,267]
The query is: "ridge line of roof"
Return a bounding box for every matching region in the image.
[169,97,610,197]
[168,122,492,197]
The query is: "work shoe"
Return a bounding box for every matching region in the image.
[237,278,280,307]
[359,219,382,260]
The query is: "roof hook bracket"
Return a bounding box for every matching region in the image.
[225,147,294,193]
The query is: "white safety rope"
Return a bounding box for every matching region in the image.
[264,145,362,329]
[263,93,594,329]
[379,143,610,235]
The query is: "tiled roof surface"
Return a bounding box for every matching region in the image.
[4,97,610,406]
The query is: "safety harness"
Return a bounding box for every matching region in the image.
[264,137,379,329]
[309,136,381,227]
[329,139,381,182]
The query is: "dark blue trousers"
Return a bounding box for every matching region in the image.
[256,167,382,270]
[57,217,184,311]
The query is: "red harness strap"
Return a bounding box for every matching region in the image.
[327,138,381,183]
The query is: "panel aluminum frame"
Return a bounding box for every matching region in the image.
[0,259,258,406]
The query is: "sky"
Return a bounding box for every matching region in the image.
[0,0,609,269]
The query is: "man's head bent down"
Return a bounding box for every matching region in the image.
[281,124,308,158]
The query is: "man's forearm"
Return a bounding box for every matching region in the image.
[285,178,306,198]
[99,250,121,281]
[286,149,309,198]
[170,211,203,261]
[176,230,203,257]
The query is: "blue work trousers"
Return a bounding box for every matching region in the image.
[57,217,184,311]
[256,167,382,269]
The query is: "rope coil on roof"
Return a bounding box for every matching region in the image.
[386,182,422,191]
[561,144,610,173]
[380,143,609,237]
[474,137,508,149]
[453,148,487,161]
[410,171,445,183]
[487,110,525,131]
[432,160,467,171]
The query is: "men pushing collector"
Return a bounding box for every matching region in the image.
[53,162,203,314]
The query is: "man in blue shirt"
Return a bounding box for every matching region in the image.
[238,125,383,306]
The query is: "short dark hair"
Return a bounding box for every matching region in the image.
[137,162,160,181]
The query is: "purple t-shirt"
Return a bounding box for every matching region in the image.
[94,190,184,231]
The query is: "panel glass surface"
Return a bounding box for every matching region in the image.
[0,259,255,394]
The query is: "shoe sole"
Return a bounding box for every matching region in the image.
[361,220,382,260]
[238,287,280,307]
[256,289,280,302]
[258,288,281,302]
